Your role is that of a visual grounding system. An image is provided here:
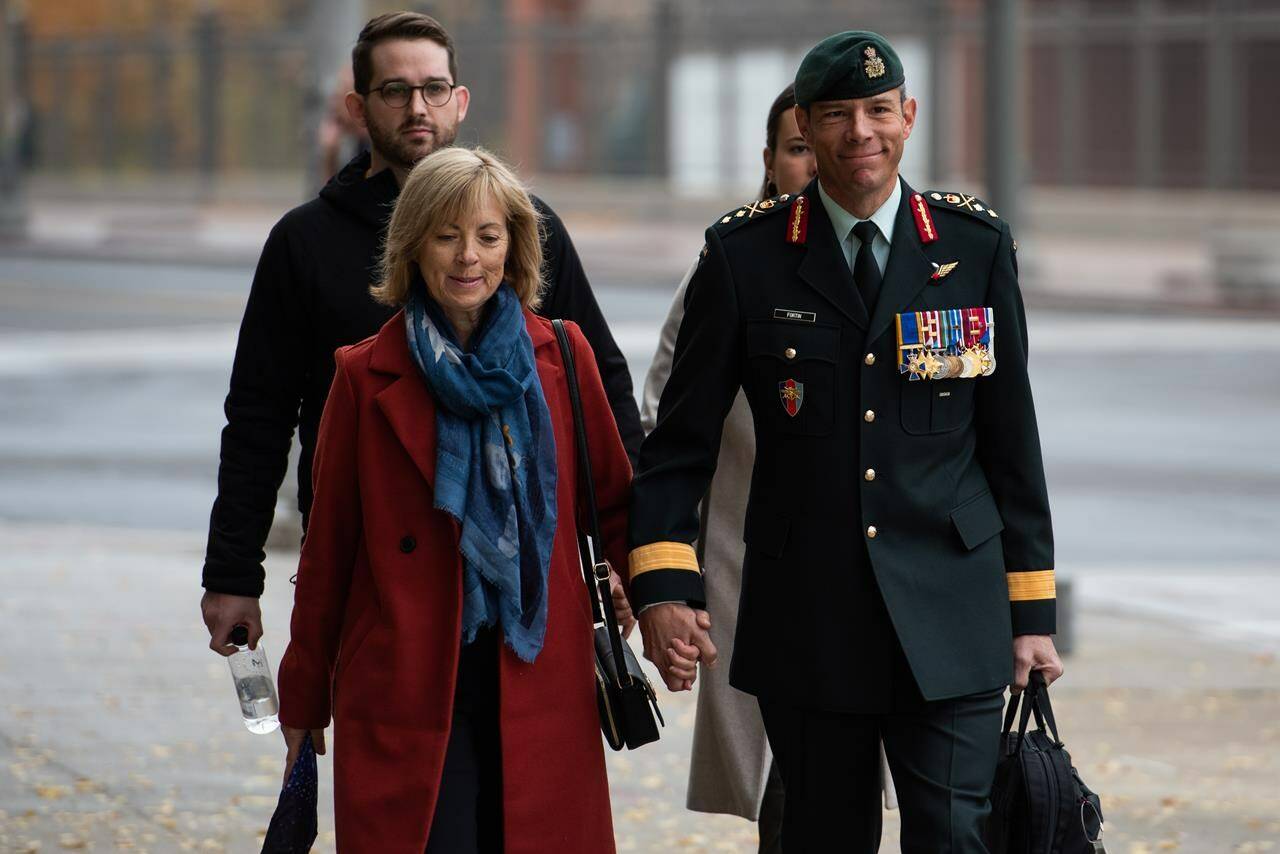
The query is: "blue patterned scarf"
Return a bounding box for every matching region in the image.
[404,278,558,663]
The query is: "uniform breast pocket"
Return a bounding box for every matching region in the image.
[746,321,840,437]
[900,377,976,435]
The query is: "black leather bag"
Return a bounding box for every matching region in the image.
[986,671,1107,854]
[552,319,663,751]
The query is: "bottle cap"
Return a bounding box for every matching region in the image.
[229,625,249,647]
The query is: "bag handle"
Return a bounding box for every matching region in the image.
[551,319,635,689]
[1001,670,1062,753]
[1029,670,1062,744]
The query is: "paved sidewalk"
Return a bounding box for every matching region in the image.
[0,522,1277,852]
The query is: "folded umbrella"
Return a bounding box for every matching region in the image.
[261,731,319,854]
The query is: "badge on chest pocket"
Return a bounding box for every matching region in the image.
[746,321,838,437]
[779,379,804,417]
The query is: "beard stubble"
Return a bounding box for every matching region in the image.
[365,112,460,172]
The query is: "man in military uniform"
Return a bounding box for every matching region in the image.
[629,31,1063,852]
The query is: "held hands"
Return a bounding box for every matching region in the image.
[281,725,326,787]
[201,591,263,656]
[1011,634,1064,693]
[638,603,717,692]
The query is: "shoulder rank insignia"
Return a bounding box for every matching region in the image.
[930,261,959,281]
[910,193,939,244]
[713,193,792,238]
[895,307,996,381]
[923,190,1003,232]
[785,194,809,245]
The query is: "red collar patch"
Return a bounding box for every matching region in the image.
[911,193,939,244]
[785,195,809,245]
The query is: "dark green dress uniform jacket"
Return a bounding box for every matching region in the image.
[628,176,1056,712]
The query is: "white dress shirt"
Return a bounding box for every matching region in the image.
[817,177,901,276]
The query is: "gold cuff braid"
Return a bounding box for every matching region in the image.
[1007,570,1055,602]
[629,542,700,579]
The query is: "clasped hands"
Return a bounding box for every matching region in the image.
[638,603,718,691]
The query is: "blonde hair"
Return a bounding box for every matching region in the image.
[373,146,544,309]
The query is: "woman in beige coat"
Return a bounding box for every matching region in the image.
[642,84,895,852]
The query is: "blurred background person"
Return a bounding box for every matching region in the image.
[315,65,368,184]
[199,11,642,662]
[277,146,633,852]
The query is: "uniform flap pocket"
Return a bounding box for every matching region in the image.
[950,490,1005,551]
[746,321,839,364]
[743,512,791,558]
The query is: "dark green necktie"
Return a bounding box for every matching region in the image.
[852,220,882,314]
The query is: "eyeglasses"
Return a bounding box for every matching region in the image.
[367,80,457,109]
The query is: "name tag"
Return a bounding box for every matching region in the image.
[773,308,816,323]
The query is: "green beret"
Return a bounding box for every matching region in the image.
[794,31,905,108]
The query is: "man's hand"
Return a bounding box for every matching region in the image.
[281,724,326,786]
[201,591,263,657]
[1011,634,1064,693]
[638,603,716,692]
[608,570,636,639]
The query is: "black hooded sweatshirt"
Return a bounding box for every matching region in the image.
[202,152,641,597]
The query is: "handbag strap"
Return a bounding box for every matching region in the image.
[551,319,635,688]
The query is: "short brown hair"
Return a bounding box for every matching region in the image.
[373,147,544,310]
[352,12,458,94]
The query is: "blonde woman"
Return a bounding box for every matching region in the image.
[277,146,633,853]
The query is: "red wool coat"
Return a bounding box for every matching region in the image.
[277,310,632,852]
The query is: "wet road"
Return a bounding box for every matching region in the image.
[2,255,1277,573]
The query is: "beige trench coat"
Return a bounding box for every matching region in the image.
[642,261,897,820]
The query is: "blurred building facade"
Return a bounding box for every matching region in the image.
[16,0,1280,194]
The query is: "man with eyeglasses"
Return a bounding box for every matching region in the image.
[200,11,642,657]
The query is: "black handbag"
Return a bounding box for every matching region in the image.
[551,319,663,751]
[986,671,1107,854]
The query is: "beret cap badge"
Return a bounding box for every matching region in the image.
[864,46,886,79]
[794,31,905,108]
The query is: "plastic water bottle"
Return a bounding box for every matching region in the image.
[227,625,280,734]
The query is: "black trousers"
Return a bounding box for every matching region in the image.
[758,759,785,854]
[759,688,1004,854]
[425,629,504,854]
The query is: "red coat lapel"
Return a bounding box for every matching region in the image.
[370,315,438,488]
